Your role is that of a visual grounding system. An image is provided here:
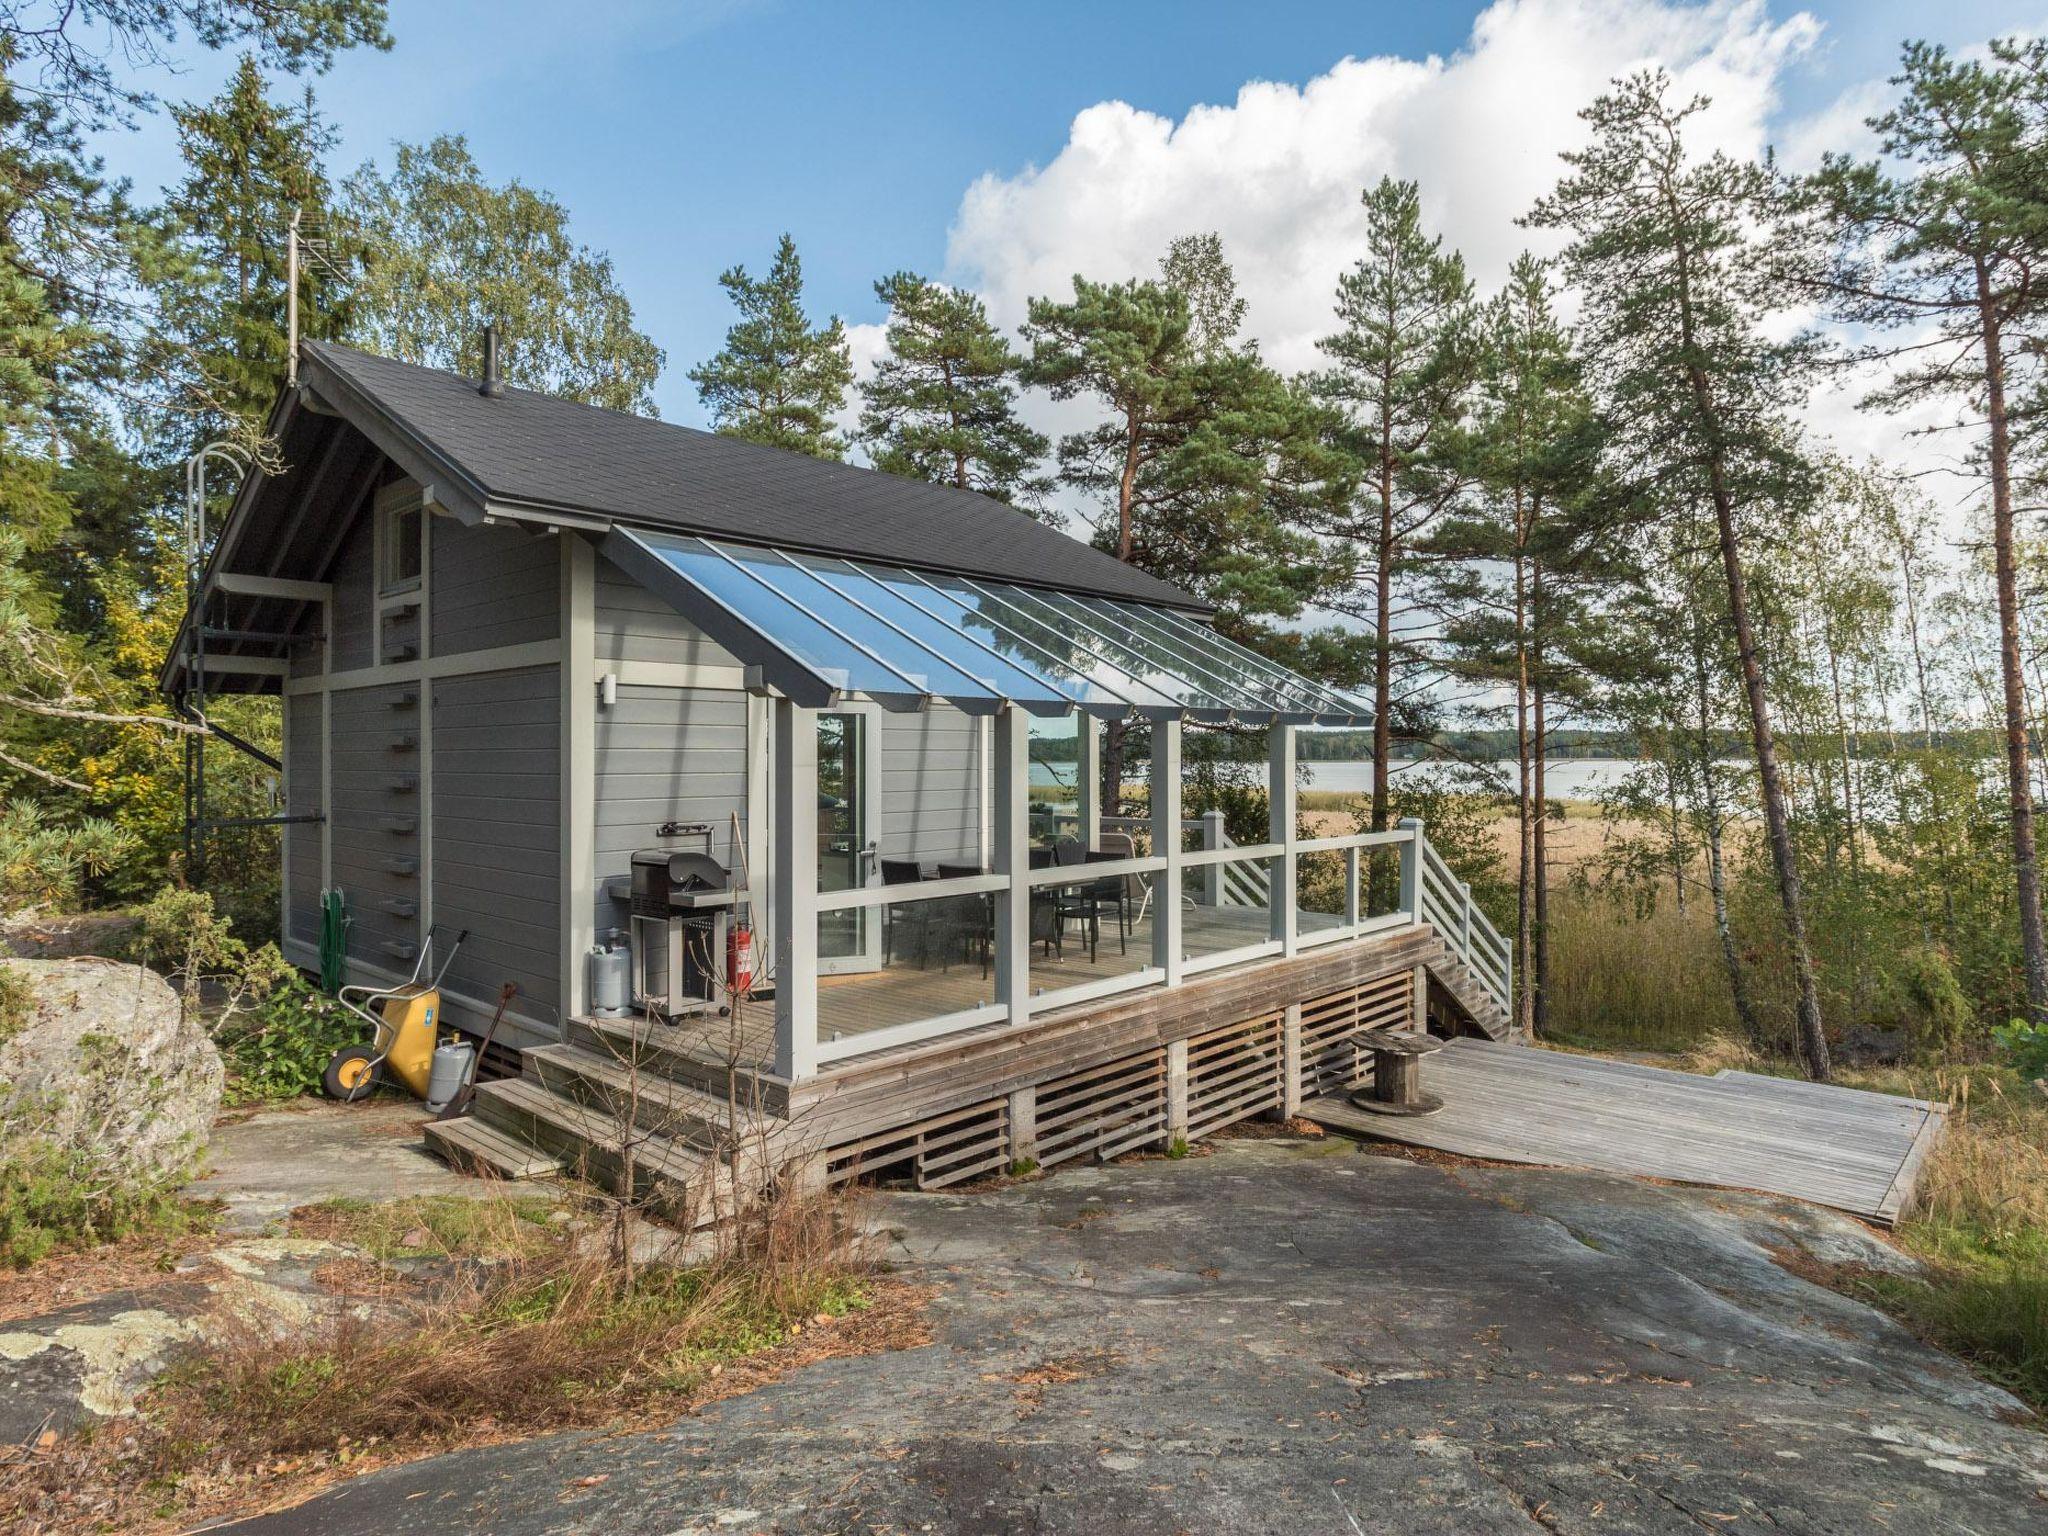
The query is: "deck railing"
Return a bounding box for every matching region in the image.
[776,706,1513,1079]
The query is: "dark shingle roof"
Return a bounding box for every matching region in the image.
[300,341,1207,612]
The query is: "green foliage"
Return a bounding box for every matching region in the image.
[1993,1020,2048,1081]
[135,885,342,1100]
[689,233,852,457]
[0,1136,204,1268]
[1382,772,1515,929]
[342,135,663,413]
[1874,947,1974,1061]
[151,55,340,446]
[0,1138,204,1269]
[0,958,29,1042]
[1853,1258,2048,1415]
[860,271,1049,509]
[1022,245,1352,649]
[212,960,355,1103]
[0,799,133,910]
[1,2,390,128]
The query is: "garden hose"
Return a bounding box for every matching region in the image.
[318,888,350,994]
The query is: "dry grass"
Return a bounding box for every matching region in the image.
[1543,890,1739,1053]
[0,1179,920,1534]
[1809,1067,2048,1414]
[288,1191,561,1260]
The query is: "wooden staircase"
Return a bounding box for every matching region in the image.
[1423,938,1515,1041]
[423,1020,795,1222]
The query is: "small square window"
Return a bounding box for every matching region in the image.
[380,492,422,594]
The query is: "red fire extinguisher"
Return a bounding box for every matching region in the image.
[726,918,755,997]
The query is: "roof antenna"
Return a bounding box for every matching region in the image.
[480,324,504,398]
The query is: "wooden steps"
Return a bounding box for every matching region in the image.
[1423,944,1512,1041]
[524,1042,770,1154]
[424,1032,790,1223]
[422,1113,566,1181]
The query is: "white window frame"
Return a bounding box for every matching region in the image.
[373,480,426,665]
[375,480,425,598]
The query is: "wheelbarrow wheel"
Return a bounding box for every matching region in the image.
[323,1044,380,1102]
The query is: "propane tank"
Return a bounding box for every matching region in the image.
[425,1040,474,1112]
[589,929,632,1017]
[727,918,754,997]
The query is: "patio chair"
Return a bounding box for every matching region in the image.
[936,862,993,975]
[881,857,930,967]
[1077,849,1131,957]
[1048,837,1101,962]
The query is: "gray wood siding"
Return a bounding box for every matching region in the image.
[328,504,376,673]
[880,705,982,865]
[593,684,749,929]
[283,691,324,947]
[327,682,422,968]
[595,555,740,668]
[433,517,560,655]
[432,665,561,1014]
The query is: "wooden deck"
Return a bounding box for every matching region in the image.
[818,903,1346,1042]
[1305,1038,1946,1226]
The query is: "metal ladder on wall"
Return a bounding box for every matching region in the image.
[174,442,324,885]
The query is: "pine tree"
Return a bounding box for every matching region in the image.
[1313,176,1480,845]
[155,55,338,444]
[859,272,1049,509]
[1530,73,1832,1080]
[1019,275,1190,562]
[1022,247,1355,805]
[1427,255,1615,1035]
[344,136,665,414]
[1799,38,2048,1023]
[689,233,851,456]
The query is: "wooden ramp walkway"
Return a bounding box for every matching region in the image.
[1304,1039,1945,1226]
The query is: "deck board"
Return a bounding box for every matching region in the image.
[1304,1038,1944,1225]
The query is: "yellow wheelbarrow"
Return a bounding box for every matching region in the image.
[322,927,469,1101]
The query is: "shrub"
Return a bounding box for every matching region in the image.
[212,963,359,1104]
[0,801,134,913]
[1992,1020,2048,1083]
[0,1136,204,1268]
[1872,946,1974,1060]
[133,886,351,1102]
[0,960,30,1044]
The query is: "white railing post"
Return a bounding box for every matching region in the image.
[1153,718,1184,984]
[1270,723,1296,954]
[1076,713,1101,852]
[772,697,819,1082]
[1199,807,1224,907]
[994,704,1033,1026]
[1344,847,1361,929]
[1398,816,1425,927]
[1460,880,1474,953]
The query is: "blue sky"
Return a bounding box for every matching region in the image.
[88,0,2048,431]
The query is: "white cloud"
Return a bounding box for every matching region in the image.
[944,0,1824,376]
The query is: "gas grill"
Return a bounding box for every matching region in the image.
[628,832,739,1019]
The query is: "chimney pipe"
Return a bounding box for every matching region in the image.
[480,324,503,398]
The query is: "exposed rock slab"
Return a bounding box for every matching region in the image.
[212,1140,2046,1535]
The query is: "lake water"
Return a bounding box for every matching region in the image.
[1029,757,1651,803]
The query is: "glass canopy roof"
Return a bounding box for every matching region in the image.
[608,527,1375,726]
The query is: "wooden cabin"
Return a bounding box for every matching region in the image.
[165,339,1512,1199]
